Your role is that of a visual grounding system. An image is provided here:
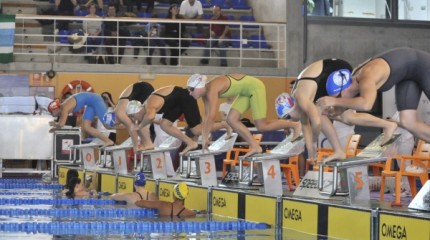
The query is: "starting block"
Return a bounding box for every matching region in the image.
[316,133,401,203]
[181,133,239,186]
[104,138,134,175]
[69,138,105,171]
[135,136,181,179]
[238,135,305,196]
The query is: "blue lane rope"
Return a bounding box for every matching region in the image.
[0,183,64,190]
[0,220,269,235]
[0,179,42,183]
[0,208,157,218]
[0,198,124,205]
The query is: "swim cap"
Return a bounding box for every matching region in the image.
[326,69,352,96]
[275,93,295,119]
[134,172,146,187]
[126,100,142,115]
[48,99,61,113]
[187,74,207,89]
[102,111,116,127]
[173,182,189,200]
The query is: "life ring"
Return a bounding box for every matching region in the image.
[61,80,94,96]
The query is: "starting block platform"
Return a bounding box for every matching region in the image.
[180,133,238,186]
[237,135,305,196]
[133,136,182,179]
[69,138,105,171]
[295,133,401,204]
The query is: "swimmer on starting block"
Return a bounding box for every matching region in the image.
[115,82,155,152]
[48,92,115,148]
[187,74,301,158]
[275,59,397,163]
[317,47,430,144]
[131,85,233,155]
[135,182,197,218]
[110,172,158,205]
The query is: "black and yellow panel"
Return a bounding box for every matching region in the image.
[100,173,117,194]
[212,189,239,218]
[117,176,134,193]
[146,179,156,193]
[186,186,208,211]
[283,200,319,237]
[328,207,371,240]
[158,182,175,202]
[246,195,276,226]
[58,166,68,185]
[379,213,430,240]
[77,170,84,181]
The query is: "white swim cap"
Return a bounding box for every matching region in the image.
[275,93,295,119]
[126,100,142,115]
[187,74,207,89]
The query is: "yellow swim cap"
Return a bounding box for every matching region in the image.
[173,182,189,200]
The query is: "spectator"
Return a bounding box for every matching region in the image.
[163,4,190,66]
[135,182,196,218]
[84,3,103,56]
[145,22,167,65]
[104,4,129,64]
[55,0,77,31]
[179,0,204,34]
[110,173,158,205]
[200,5,230,67]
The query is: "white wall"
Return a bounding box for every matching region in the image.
[248,0,286,22]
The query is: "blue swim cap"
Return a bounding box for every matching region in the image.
[275,93,295,119]
[326,69,352,96]
[134,173,146,187]
[102,111,116,127]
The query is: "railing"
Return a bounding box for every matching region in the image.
[12,15,286,72]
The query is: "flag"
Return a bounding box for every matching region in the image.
[0,14,15,64]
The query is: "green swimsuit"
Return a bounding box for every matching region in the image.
[220,75,267,120]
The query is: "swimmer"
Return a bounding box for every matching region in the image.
[188,74,301,158]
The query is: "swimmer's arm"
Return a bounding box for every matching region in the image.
[116,108,140,149]
[297,97,320,141]
[135,199,162,209]
[138,105,156,130]
[335,75,377,111]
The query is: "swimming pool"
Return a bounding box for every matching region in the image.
[0,179,278,239]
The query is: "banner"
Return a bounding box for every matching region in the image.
[0,14,15,64]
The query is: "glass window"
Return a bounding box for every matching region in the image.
[398,0,429,21]
[307,0,392,19]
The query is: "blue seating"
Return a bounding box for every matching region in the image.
[191,32,206,47]
[239,15,259,28]
[200,0,212,8]
[96,10,106,17]
[137,12,152,18]
[212,0,230,9]
[58,29,70,44]
[75,9,89,17]
[231,0,250,10]
[249,35,271,49]
[155,13,168,19]
[230,34,250,48]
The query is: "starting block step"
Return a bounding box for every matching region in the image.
[180,133,239,186]
[309,133,401,203]
[237,134,305,196]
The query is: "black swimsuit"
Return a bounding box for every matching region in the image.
[119,82,154,104]
[152,87,202,128]
[365,47,430,110]
[171,203,186,218]
[136,191,149,200]
[294,59,352,101]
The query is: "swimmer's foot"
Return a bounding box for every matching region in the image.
[101,140,115,149]
[141,143,155,151]
[323,151,346,163]
[381,121,398,146]
[243,146,263,158]
[180,142,199,156]
[225,125,234,139]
